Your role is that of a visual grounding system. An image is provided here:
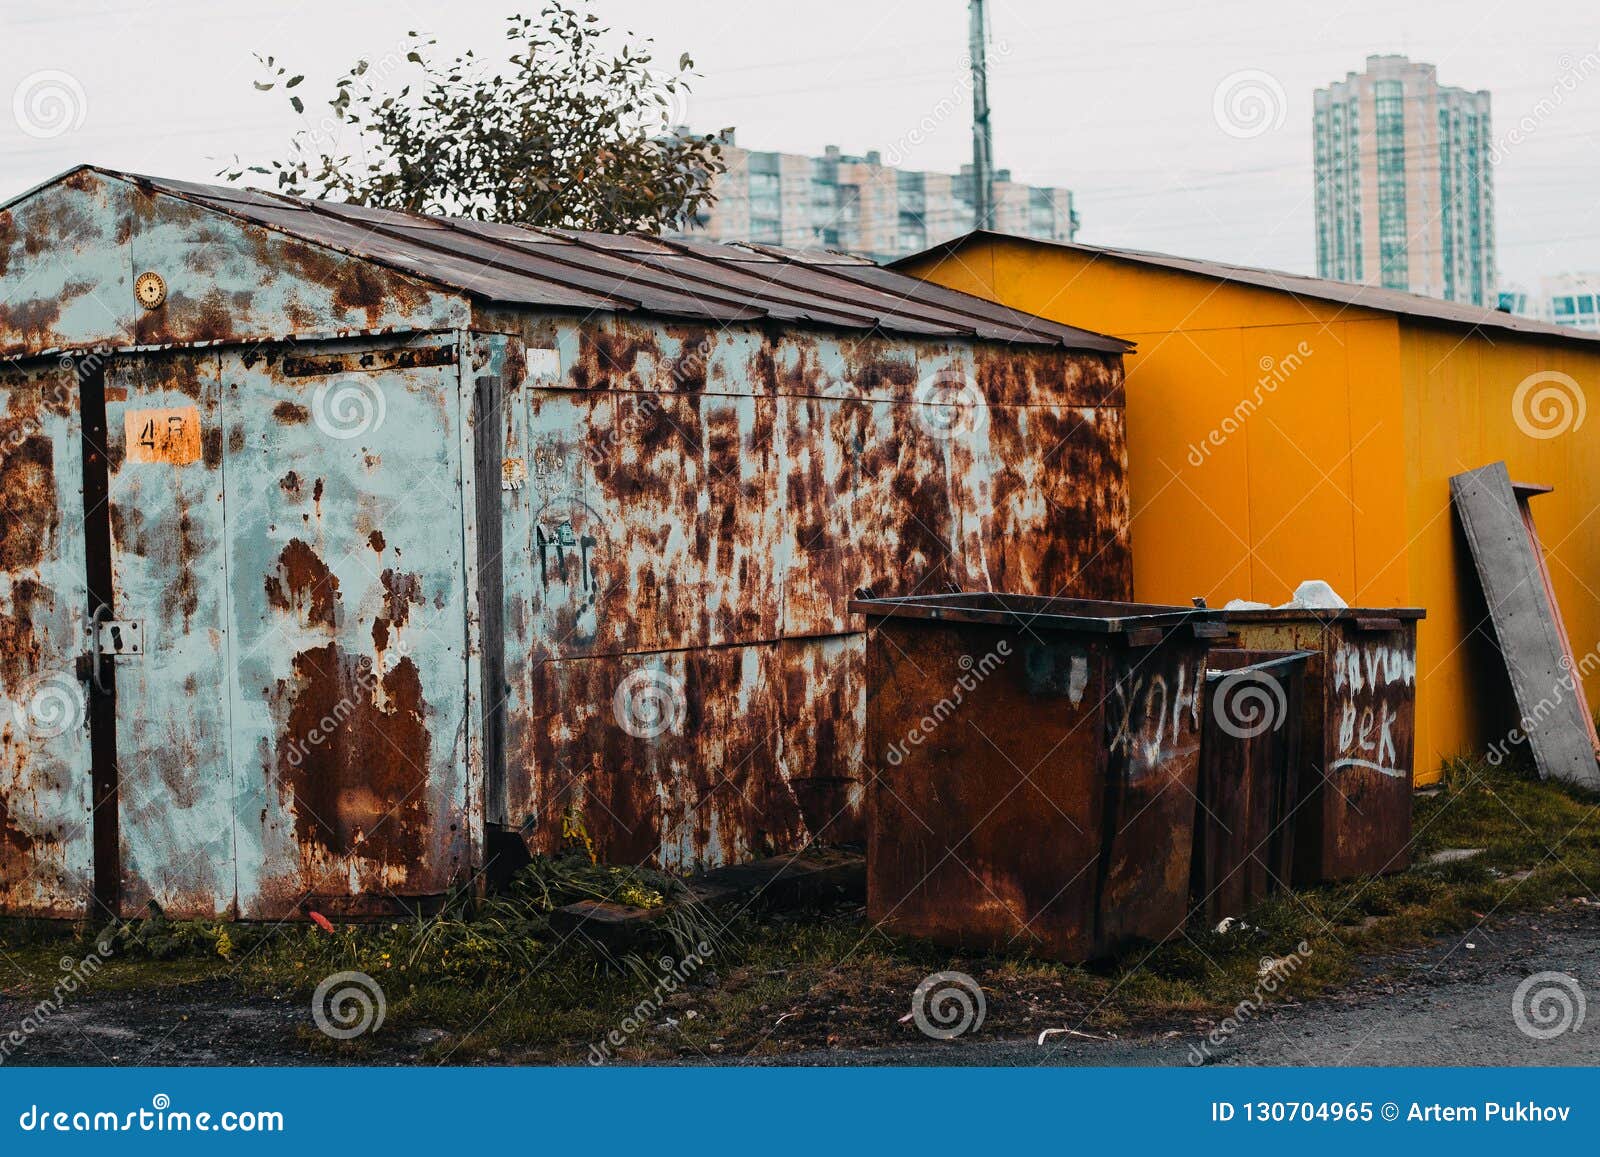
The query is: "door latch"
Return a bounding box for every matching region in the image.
[97,619,144,656]
[86,605,143,694]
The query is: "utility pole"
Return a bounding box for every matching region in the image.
[968,0,995,230]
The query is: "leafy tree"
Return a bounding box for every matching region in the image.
[225,2,728,232]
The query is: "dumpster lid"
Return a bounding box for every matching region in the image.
[1222,606,1425,623]
[1204,649,1318,682]
[847,592,1227,634]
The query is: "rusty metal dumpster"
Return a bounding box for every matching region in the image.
[1191,649,1312,924]
[1223,608,1425,883]
[853,593,1229,962]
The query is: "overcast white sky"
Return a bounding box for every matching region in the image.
[3,0,1597,286]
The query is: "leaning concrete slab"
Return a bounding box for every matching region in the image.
[1450,461,1600,789]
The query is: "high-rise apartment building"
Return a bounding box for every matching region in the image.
[1313,55,1494,305]
[1500,274,1600,333]
[680,135,1078,261]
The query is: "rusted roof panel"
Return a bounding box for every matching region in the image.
[34,168,1128,352]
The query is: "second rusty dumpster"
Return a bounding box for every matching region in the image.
[1191,649,1313,924]
[1223,608,1425,883]
[853,593,1228,962]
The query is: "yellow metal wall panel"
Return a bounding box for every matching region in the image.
[1341,320,1410,605]
[1118,325,1254,606]
[1399,325,1600,774]
[1237,323,1359,604]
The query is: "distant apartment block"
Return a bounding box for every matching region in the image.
[681,135,1078,261]
[1313,54,1495,305]
[1500,274,1600,332]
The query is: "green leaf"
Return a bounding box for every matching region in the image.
[290,96,304,114]
[286,75,304,89]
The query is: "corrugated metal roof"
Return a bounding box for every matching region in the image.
[60,169,1129,353]
[895,229,1600,348]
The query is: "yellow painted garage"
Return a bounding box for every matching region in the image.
[898,233,1600,782]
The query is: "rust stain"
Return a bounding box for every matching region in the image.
[380,569,423,628]
[276,643,431,870]
[273,400,310,424]
[0,210,14,279]
[201,425,223,469]
[264,538,340,628]
[0,577,47,686]
[0,783,36,861]
[367,530,386,553]
[0,423,57,573]
[571,321,659,390]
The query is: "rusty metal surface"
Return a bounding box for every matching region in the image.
[1,166,1135,915]
[1191,649,1311,925]
[1225,609,1424,882]
[497,318,1132,872]
[858,596,1218,962]
[0,169,468,359]
[104,350,234,917]
[220,337,475,918]
[5,167,1130,353]
[0,362,93,918]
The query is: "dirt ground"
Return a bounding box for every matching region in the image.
[3,901,1595,1067]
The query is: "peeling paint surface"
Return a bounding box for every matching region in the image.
[0,363,92,918]
[222,338,473,918]
[0,166,1133,913]
[0,170,469,359]
[105,351,234,917]
[499,316,1132,872]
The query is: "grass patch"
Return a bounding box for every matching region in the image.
[4,757,1600,1061]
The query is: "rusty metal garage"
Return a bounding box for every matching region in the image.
[0,165,1132,920]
